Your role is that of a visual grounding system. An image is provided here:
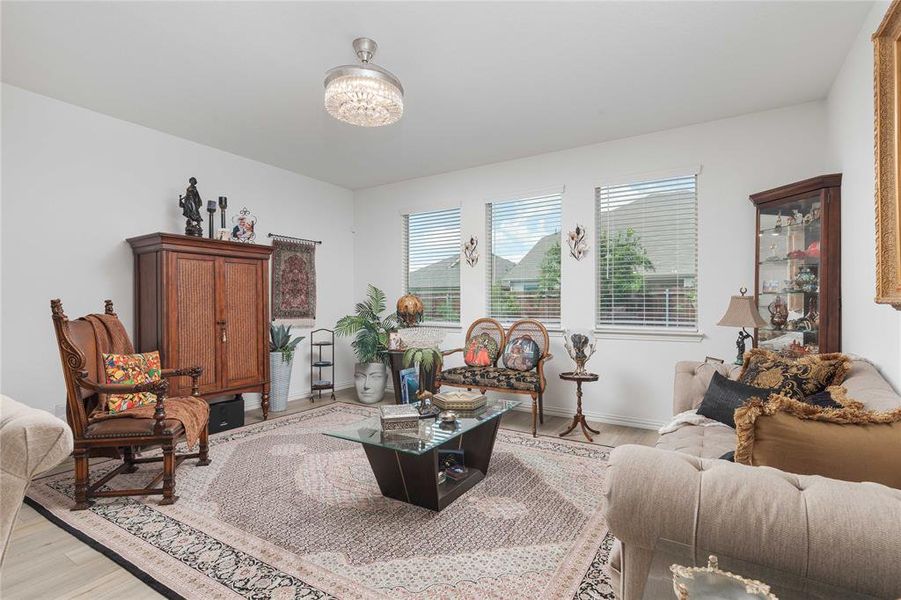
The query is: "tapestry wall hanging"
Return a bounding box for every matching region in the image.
[271,238,317,325]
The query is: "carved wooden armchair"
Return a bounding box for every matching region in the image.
[435,318,553,437]
[51,299,210,510]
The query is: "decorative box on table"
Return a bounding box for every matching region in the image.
[432,390,487,411]
[379,404,420,432]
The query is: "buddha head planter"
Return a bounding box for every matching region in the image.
[354,362,387,404]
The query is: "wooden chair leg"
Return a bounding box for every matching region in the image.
[122,446,139,473]
[530,394,538,437]
[197,426,211,466]
[159,441,178,505]
[72,448,92,511]
[538,392,544,425]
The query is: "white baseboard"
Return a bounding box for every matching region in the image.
[242,381,355,411]
[510,403,664,430]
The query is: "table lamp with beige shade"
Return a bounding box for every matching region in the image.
[718,287,768,365]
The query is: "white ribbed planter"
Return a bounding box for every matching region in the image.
[269,352,293,412]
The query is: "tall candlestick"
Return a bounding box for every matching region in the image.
[219,196,227,230]
[207,201,217,239]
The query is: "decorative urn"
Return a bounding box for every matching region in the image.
[563,328,597,376]
[396,294,424,327]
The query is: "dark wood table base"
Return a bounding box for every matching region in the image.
[559,372,599,442]
[362,417,502,511]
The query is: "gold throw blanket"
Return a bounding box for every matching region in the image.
[82,313,208,449]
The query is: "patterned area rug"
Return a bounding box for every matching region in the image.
[26,403,615,600]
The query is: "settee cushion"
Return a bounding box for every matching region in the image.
[440,366,540,392]
[656,424,736,459]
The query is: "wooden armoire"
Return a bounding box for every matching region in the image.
[127,233,274,418]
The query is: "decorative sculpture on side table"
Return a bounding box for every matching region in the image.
[563,328,596,376]
[178,177,204,237]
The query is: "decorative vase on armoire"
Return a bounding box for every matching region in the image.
[127,233,275,418]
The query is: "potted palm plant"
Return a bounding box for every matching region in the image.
[269,324,305,412]
[336,284,398,404]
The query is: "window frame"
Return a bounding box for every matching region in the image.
[594,172,702,340]
[402,207,462,327]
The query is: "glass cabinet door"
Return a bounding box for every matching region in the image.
[756,192,823,355]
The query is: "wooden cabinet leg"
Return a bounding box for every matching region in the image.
[261,387,270,420]
[160,441,178,505]
[72,448,92,511]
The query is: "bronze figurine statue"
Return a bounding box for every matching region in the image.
[179,177,204,237]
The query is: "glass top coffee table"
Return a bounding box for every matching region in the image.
[642,539,881,600]
[324,399,519,511]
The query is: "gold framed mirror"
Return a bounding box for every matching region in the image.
[875,1,901,307]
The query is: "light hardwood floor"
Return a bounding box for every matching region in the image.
[1,389,657,600]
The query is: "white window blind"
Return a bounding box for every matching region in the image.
[486,193,562,325]
[596,175,698,330]
[403,207,461,324]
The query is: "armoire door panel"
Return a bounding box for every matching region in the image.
[171,253,220,396]
[222,258,264,389]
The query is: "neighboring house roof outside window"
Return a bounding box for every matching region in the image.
[499,232,559,285]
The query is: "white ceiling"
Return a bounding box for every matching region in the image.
[2,1,871,190]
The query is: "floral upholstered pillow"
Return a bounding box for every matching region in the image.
[738,349,850,400]
[102,351,162,414]
[464,332,500,367]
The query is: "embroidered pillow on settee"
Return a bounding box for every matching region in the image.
[102,351,162,414]
[464,332,500,367]
[502,335,541,372]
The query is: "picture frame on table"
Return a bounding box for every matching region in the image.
[399,367,419,404]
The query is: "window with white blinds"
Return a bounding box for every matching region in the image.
[403,207,461,324]
[486,193,562,325]
[596,175,698,330]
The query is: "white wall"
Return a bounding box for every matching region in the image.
[354,102,832,428]
[827,1,901,389]
[0,84,356,416]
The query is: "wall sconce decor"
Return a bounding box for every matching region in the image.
[567,224,589,260]
[463,236,479,267]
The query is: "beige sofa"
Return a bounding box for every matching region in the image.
[604,359,901,600]
[0,395,73,564]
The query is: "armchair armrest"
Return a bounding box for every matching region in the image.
[441,348,464,357]
[162,366,203,396]
[79,378,170,430]
[604,445,901,600]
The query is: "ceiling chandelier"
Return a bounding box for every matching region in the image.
[324,37,404,127]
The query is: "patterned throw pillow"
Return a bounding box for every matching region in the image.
[464,332,500,367]
[738,349,850,400]
[502,335,541,372]
[103,351,162,414]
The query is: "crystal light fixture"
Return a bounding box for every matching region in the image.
[324,37,404,127]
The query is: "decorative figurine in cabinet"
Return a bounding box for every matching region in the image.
[750,174,841,355]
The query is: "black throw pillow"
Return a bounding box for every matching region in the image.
[697,371,775,428]
[802,389,843,409]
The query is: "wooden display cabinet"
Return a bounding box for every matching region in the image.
[750,174,841,355]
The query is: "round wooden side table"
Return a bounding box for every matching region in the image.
[558,372,600,442]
